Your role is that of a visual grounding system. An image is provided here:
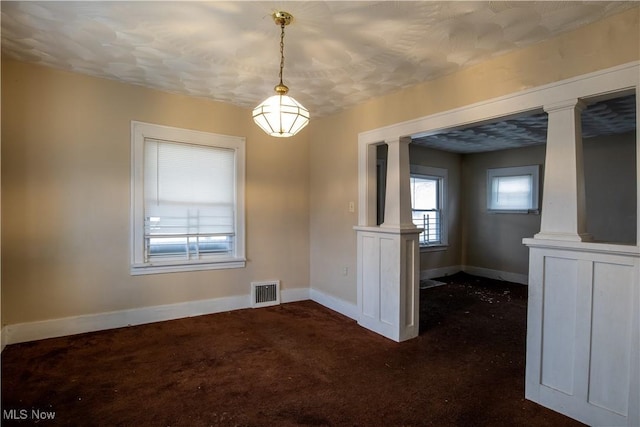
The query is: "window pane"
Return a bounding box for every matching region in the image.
[411,175,441,245]
[144,139,236,260]
[147,235,233,258]
[491,175,532,210]
[412,210,441,244]
[410,177,438,210]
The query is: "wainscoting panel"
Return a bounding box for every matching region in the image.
[361,234,380,321]
[588,261,635,416]
[524,239,639,427]
[380,236,400,327]
[403,238,417,329]
[540,256,579,395]
[355,226,421,342]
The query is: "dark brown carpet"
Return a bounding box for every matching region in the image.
[2,273,584,426]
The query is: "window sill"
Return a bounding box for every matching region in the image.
[130,258,246,275]
[488,209,540,215]
[420,244,448,253]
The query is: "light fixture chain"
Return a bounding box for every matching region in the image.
[279,22,285,86]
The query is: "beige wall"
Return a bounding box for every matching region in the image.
[584,131,637,244]
[309,8,639,304]
[1,7,638,327]
[1,59,310,325]
[1,59,3,344]
[462,145,546,276]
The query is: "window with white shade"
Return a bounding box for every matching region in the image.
[487,165,540,213]
[131,121,245,274]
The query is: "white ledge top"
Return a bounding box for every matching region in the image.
[354,225,424,235]
[523,238,640,257]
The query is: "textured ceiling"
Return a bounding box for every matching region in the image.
[2,1,637,119]
[413,94,637,153]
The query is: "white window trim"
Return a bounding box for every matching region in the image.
[410,165,448,250]
[486,165,540,214]
[130,121,246,275]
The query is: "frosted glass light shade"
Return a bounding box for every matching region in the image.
[252,94,310,137]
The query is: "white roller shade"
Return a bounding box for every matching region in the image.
[489,175,533,211]
[144,139,235,236]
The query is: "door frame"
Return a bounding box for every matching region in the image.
[356,61,640,426]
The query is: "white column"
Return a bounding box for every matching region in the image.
[354,136,421,342]
[535,99,592,242]
[354,226,420,342]
[381,137,416,230]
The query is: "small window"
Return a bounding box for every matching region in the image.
[410,166,447,247]
[131,121,246,274]
[487,165,540,213]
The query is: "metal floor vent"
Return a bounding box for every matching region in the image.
[251,280,280,308]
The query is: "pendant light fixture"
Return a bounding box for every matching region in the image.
[252,11,309,137]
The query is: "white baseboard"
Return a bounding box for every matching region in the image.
[310,288,358,321]
[2,265,527,346]
[420,265,463,281]
[420,265,528,285]
[281,287,310,303]
[4,287,310,345]
[1,326,7,352]
[462,266,528,285]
